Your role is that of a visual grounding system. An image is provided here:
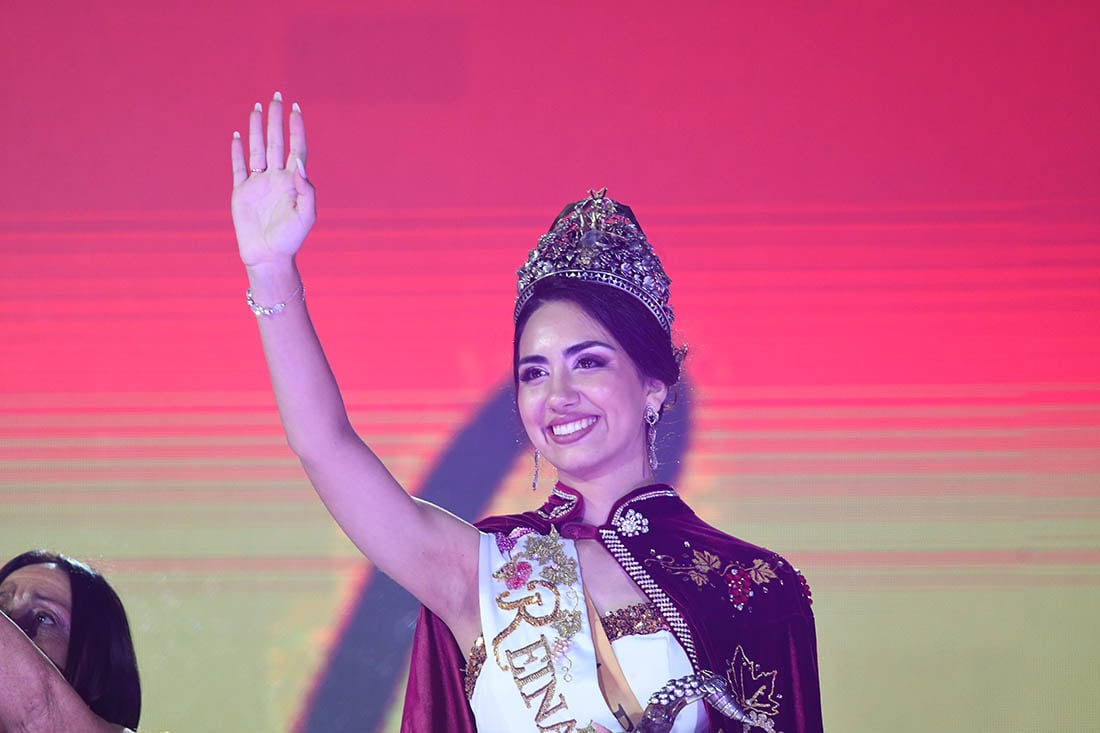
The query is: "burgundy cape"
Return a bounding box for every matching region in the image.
[400,483,823,732]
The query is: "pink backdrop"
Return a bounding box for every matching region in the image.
[2,3,1098,731]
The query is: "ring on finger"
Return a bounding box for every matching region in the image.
[250,167,266,174]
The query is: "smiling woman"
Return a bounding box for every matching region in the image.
[516,299,668,500]
[404,191,822,733]
[0,551,141,733]
[231,94,821,732]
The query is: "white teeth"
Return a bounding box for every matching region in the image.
[551,417,597,437]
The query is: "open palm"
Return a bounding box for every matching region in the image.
[230,94,315,267]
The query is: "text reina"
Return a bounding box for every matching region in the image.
[506,634,577,732]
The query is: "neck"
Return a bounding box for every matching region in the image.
[557,471,658,526]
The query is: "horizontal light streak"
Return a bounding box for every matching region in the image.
[0,388,488,408]
[3,198,1095,225]
[2,217,1097,241]
[697,493,1100,522]
[2,383,1094,407]
[7,548,1085,578]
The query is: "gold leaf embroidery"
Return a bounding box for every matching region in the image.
[550,609,582,639]
[749,558,777,585]
[541,555,578,586]
[726,645,779,717]
[645,549,777,615]
[687,569,710,587]
[694,549,723,572]
[525,529,568,566]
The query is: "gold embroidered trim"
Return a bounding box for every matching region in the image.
[600,602,670,642]
[464,636,487,701]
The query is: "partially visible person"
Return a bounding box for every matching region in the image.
[0,550,141,732]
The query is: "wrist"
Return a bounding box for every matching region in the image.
[247,282,305,317]
[244,259,301,304]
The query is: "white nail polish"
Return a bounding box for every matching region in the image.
[292,102,301,113]
[233,131,241,139]
[274,91,283,102]
[254,102,262,112]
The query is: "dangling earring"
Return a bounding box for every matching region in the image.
[644,405,660,472]
[532,449,541,490]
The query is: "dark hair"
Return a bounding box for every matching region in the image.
[0,551,141,729]
[513,277,683,408]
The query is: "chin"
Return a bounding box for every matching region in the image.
[543,459,594,483]
[547,456,621,484]
[541,438,642,484]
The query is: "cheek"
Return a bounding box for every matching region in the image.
[516,389,542,433]
[36,632,69,669]
[588,376,635,409]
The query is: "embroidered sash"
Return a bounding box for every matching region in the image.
[475,527,618,733]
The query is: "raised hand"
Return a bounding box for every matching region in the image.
[227,90,482,686]
[230,92,316,268]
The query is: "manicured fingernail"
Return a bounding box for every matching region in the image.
[292,102,301,113]
[273,91,283,101]
[254,102,262,112]
[296,157,307,179]
[233,130,240,139]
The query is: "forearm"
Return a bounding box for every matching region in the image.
[244,258,476,613]
[245,258,359,458]
[229,95,480,636]
[0,615,122,733]
[245,259,421,535]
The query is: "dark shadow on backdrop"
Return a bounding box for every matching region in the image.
[299,378,693,732]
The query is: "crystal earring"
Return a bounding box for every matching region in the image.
[532,449,541,490]
[644,405,660,472]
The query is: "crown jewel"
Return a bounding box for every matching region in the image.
[514,188,674,333]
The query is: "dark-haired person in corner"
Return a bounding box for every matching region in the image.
[0,550,142,732]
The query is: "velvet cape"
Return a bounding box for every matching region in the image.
[400,483,823,732]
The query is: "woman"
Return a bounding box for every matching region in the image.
[0,551,142,732]
[230,94,822,732]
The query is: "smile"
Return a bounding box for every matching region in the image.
[550,416,598,438]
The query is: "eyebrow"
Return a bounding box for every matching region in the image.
[34,594,70,610]
[517,340,617,366]
[0,585,71,611]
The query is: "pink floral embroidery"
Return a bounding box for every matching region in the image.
[500,561,533,589]
[494,527,535,554]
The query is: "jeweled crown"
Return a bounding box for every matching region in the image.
[514,188,674,333]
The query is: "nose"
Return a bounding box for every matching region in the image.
[546,369,578,412]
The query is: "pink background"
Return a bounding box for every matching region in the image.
[2,2,1098,731]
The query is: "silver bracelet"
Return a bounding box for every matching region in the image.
[246,283,305,317]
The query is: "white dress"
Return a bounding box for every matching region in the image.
[469,529,707,732]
